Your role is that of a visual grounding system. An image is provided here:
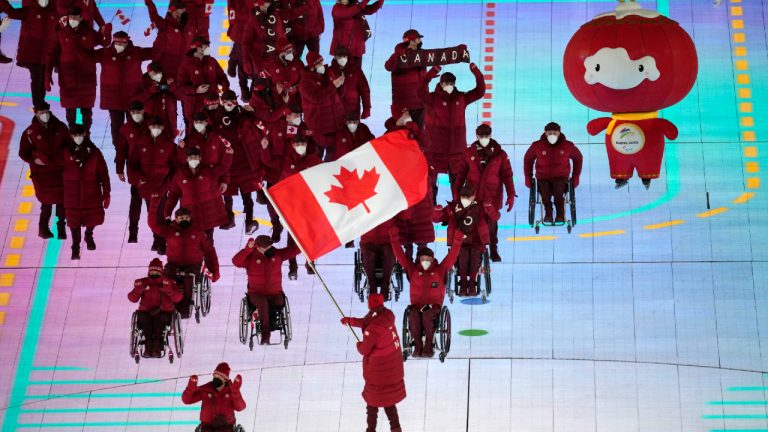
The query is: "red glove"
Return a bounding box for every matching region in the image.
[505,195,514,212]
[361,108,371,119]
[103,195,110,209]
[525,177,532,189]
[211,271,220,282]
[426,65,441,80]
[572,176,579,188]
[394,45,407,56]
[231,374,242,390]
[340,317,351,326]
[469,62,478,72]
[187,375,198,387]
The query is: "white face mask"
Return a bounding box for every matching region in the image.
[294,145,307,155]
[37,0,49,7]
[316,65,325,75]
[68,19,79,28]
[37,112,50,123]
[188,159,200,169]
[347,123,358,133]
[461,198,472,208]
[478,137,490,147]
[223,102,236,112]
[284,53,294,62]
[114,44,126,54]
[420,260,431,270]
[131,113,144,123]
[289,116,301,126]
[150,127,163,138]
[150,72,163,83]
[202,47,211,56]
[547,134,558,144]
[194,123,206,133]
[336,57,348,67]
[73,136,84,145]
[443,84,455,94]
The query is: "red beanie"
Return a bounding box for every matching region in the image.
[213,362,230,380]
[306,51,323,67]
[148,258,163,275]
[368,293,385,310]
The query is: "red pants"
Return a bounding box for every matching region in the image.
[164,263,200,319]
[361,243,395,298]
[408,305,440,351]
[457,245,483,280]
[136,310,172,353]
[366,405,400,432]
[247,292,284,336]
[537,177,567,218]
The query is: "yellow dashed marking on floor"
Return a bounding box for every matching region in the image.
[17,202,32,214]
[747,178,761,189]
[0,102,18,107]
[25,169,30,180]
[733,192,755,204]
[0,311,5,325]
[644,220,684,230]
[744,146,758,157]
[737,74,750,84]
[741,117,755,127]
[735,46,747,56]
[219,33,231,43]
[738,88,752,99]
[732,19,744,29]
[217,59,228,70]
[21,185,34,197]
[578,230,625,238]
[0,274,14,287]
[0,292,9,306]
[731,6,743,16]
[746,161,759,173]
[9,237,24,249]
[4,254,21,267]
[13,220,28,232]
[218,46,231,56]
[508,236,557,241]
[698,207,729,218]
[733,32,746,43]
[739,102,753,112]
[743,131,757,141]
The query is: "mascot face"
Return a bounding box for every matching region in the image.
[563,2,698,113]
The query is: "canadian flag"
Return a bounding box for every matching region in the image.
[144,22,156,37]
[267,130,427,260]
[114,9,130,25]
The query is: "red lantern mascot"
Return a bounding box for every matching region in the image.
[563,0,697,189]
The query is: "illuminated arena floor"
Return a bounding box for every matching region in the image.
[1,0,767,430]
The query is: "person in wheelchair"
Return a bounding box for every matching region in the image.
[389,227,462,358]
[232,235,300,344]
[182,362,246,432]
[127,258,183,358]
[523,122,582,224]
[149,206,221,319]
[433,182,499,297]
[360,217,399,300]
[340,293,405,432]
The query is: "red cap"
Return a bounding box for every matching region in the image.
[368,293,385,310]
[402,29,423,41]
[213,362,230,379]
[148,258,163,275]
[306,51,323,67]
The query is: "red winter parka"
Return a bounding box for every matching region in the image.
[47,23,109,108]
[177,128,234,184]
[128,276,183,312]
[19,115,69,205]
[263,56,304,108]
[330,0,382,58]
[149,216,220,271]
[329,58,370,118]
[278,148,322,180]
[0,0,58,67]
[433,200,499,247]
[384,42,426,111]
[209,107,266,194]
[180,0,212,39]
[334,122,373,159]
[129,133,176,200]
[63,142,111,228]
[231,242,300,295]
[56,0,106,27]
[240,9,289,76]
[85,43,154,111]
[360,218,396,246]
[262,118,311,183]
[115,117,149,179]
[523,133,583,183]
[182,379,246,425]
[145,0,197,81]
[225,0,249,43]
[176,53,229,120]
[418,65,485,172]
[165,165,228,230]
[346,306,406,407]
[299,66,345,137]
[456,139,516,210]
[394,169,435,245]
[133,73,179,133]
[391,230,462,306]
[283,0,323,42]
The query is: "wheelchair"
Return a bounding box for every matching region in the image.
[446,247,492,304]
[238,293,292,350]
[174,266,212,323]
[528,178,576,234]
[129,309,184,364]
[401,304,451,363]
[194,424,245,432]
[353,248,405,302]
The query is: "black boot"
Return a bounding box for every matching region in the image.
[71,246,80,260]
[345,240,355,248]
[220,196,236,230]
[245,220,259,235]
[305,261,315,275]
[490,244,501,263]
[615,179,628,189]
[642,178,652,189]
[56,220,67,240]
[39,226,54,239]
[0,51,11,64]
[128,228,138,243]
[271,224,283,243]
[84,228,96,250]
[156,237,166,256]
[38,205,54,239]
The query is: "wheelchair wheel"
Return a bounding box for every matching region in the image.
[395,263,405,301]
[282,295,292,349]
[193,278,201,324]
[172,311,184,357]
[130,311,141,363]
[401,305,412,361]
[528,179,537,227]
[483,248,492,297]
[234,425,245,432]
[354,250,364,302]
[438,306,451,363]
[446,267,455,304]
[195,425,202,432]
[239,297,249,345]
[569,178,577,226]
[201,273,211,317]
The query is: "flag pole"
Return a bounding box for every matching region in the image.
[263,187,361,343]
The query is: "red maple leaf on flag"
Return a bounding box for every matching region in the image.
[325,167,380,213]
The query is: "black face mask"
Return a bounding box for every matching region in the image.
[263,247,275,258]
[178,220,191,229]
[212,378,224,388]
[416,42,423,49]
[149,273,162,279]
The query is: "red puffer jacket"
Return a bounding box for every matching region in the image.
[181,0,212,39]
[129,133,176,200]
[395,171,435,245]
[225,0,249,43]
[391,231,461,306]
[18,115,69,205]
[145,0,198,81]
[277,149,322,181]
[263,56,304,108]
[299,66,345,137]
[523,133,583,182]
[330,0,381,58]
[334,122,373,159]
[115,118,149,178]
[0,0,58,67]
[329,59,370,117]
[63,142,111,228]
[208,108,265,193]
[241,10,289,76]
[360,218,396,246]
[384,43,426,111]
[419,66,485,172]
[165,165,228,230]
[128,276,183,312]
[178,128,234,184]
[182,379,245,425]
[262,119,311,183]
[456,140,516,210]
[56,0,105,27]
[47,23,109,109]
[149,217,219,271]
[176,53,229,120]
[283,0,323,41]
[433,200,499,247]
[88,44,154,111]
[133,73,179,133]
[232,243,300,295]
[347,306,405,407]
